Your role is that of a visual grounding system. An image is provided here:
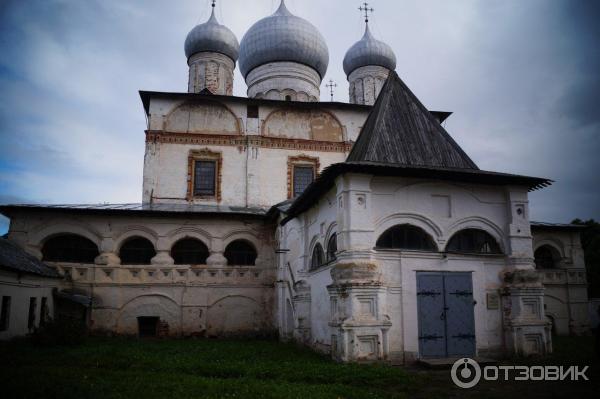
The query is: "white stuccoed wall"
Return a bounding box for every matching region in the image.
[531,228,589,335]
[0,270,60,339]
[5,210,277,337]
[143,95,369,207]
[279,173,548,362]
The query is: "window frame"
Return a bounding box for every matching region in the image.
[287,155,319,199]
[187,149,222,202]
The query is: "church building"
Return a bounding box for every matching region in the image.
[0,1,589,362]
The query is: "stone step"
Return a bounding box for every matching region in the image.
[417,357,497,370]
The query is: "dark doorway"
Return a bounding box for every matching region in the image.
[137,316,159,338]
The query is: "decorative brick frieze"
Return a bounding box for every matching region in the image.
[146,131,352,153]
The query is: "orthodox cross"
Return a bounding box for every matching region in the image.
[326,79,337,102]
[359,2,374,24]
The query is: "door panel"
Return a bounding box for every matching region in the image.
[444,273,476,357]
[417,272,476,358]
[417,274,446,358]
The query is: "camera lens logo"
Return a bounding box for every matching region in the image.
[451,358,481,389]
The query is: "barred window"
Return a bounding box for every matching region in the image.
[376,224,437,251]
[446,229,502,254]
[194,160,216,196]
[293,166,314,198]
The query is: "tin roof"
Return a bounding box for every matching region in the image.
[0,203,268,218]
[0,239,60,278]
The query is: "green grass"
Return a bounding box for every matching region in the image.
[0,338,421,399]
[1,336,598,399]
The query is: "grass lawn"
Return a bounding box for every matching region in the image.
[1,335,598,398]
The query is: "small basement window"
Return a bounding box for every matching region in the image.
[137,316,159,338]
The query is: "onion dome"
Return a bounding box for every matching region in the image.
[184,7,240,62]
[238,0,329,78]
[343,24,396,76]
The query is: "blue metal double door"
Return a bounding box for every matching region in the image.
[417,272,476,358]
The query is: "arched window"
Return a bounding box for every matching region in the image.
[119,237,156,265]
[375,224,437,251]
[534,245,559,269]
[446,229,502,254]
[171,238,209,265]
[327,233,337,263]
[42,234,99,263]
[224,240,257,266]
[310,243,325,270]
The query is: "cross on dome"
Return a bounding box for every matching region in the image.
[359,2,374,24]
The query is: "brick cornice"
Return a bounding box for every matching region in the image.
[146,131,352,153]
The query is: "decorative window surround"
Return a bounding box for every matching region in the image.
[187,148,222,202]
[287,155,320,199]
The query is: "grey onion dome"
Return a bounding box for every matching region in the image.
[343,24,396,76]
[184,8,240,61]
[238,0,329,78]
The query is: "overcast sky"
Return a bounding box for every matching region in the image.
[0,0,599,234]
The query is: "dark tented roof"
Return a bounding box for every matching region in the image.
[0,239,60,278]
[347,71,477,170]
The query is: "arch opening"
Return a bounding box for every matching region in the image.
[534,245,560,269]
[120,237,156,265]
[224,240,257,266]
[446,229,502,254]
[327,233,337,263]
[42,234,99,263]
[310,243,325,271]
[171,238,209,265]
[376,224,437,251]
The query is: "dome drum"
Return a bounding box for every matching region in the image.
[246,62,320,102]
[184,8,240,95]
[238,1,329,101]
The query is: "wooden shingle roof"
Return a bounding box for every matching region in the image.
[347,71,478,170]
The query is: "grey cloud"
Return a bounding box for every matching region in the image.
[0,0,598,228]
